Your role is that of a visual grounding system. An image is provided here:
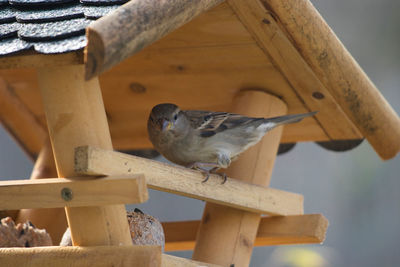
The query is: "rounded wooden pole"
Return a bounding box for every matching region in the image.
[37,65,132,246]
[16,138,68,244]
[192,91,287,266]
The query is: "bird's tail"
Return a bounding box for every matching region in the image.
[264,111,318,127]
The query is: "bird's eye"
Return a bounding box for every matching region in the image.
[173,114,178,121]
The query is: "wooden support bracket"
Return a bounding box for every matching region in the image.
[163,214,329,251]
[0,246,161,267]
[0,175,148,210]
[75,146,303,216]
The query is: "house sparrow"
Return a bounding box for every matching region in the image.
[147,103,317,183]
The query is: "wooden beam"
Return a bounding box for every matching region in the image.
[0,51,83,69]
[163,214,328,251]
[261,0,400,160]
[0,246,161,267]
[85,0,224,79]
[37,64,132,246]
[162,254,222,267]
[192,91,286,266]
[0,175,147,211]
[16,138,68,244]
[227,0,362,141]
[75,146,303,216]
[0,78,46,159]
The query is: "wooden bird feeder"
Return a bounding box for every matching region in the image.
[0,0,399,266]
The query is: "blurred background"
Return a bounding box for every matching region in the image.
[0,0,399,266]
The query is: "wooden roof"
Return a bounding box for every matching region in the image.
[0,0,399,160]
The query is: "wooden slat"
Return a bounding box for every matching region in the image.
[0,175,148,210]
[262,0,400,159]
[163,214,328,251]
[0,77,46,159]
[227,0,362,140]
[75,146,304,216]
[0,51,83,69]
[162,254,222,267]
[0,246,161,267]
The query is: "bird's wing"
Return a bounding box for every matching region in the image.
[184,110,263,138]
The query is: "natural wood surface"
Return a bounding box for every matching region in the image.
[37,64,132,246]
[262,0,400,159]
[227,0,362,140]
[0,51,82,69]
[0,175,147,210]
[16,138,68,244]
[163,214,328,251]
[162,254,222,267]
[0,246,161,267]
[193,91,286,266]
[75,146,303,216]
[85,0,224,79]
[0,77,46,159]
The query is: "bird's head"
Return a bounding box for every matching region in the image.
[148,103,184,134]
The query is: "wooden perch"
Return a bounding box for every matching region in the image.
[85,0,223,79]
[0,246,161,267]
[75,146,304,216]
[0,175,148,210]
[261,0,400,160]
[163,214,328,251]
[162,254,222,267]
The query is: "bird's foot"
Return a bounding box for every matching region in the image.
[189,164,227,184]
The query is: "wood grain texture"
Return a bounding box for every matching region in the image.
[0,175,147,210]
[227,0,362,140]
[0,51,83,69]
[16,138,68,244]
[0,77,46,159]
[261,0,400,159]
[37,64,132,246]
[163,214,328,251]
[0,246,161,267]
[75,146,304,216]
[162,254,222,267]
[192,91,286,266]
[85,0,224,79]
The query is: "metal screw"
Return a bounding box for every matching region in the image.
[61,187,73,201]
[312,91,325,99]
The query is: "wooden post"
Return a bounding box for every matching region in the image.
[16,138,67,244]
[192,91,288,266]
[36,65,132,246]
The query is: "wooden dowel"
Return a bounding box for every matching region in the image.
[85,0,223,79]
[75,146,303,216]
[193,91,287,266]
[37,65,132,246]
[16,138,68,244]
[162,214,328,251]
[262,0,400,160]
[0,246,161,267]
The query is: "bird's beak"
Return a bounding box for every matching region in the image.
[162,120,173,131]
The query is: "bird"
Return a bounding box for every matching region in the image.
[147,103,317,183]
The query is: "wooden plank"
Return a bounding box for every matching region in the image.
[16,138,68,244]
[0,51,83,69]
[0,77,46,159]
[192,91,286,266]
[85,0,224,79]
[227,0,362,140]
[37,64,132,246]
[262,0,400,159]
[162,254,222,267]
[75,146,304,216]
[0,246,161,267]
[0,175,148,210]
[163,214,328,251]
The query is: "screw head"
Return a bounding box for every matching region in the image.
[61,187,73,201]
